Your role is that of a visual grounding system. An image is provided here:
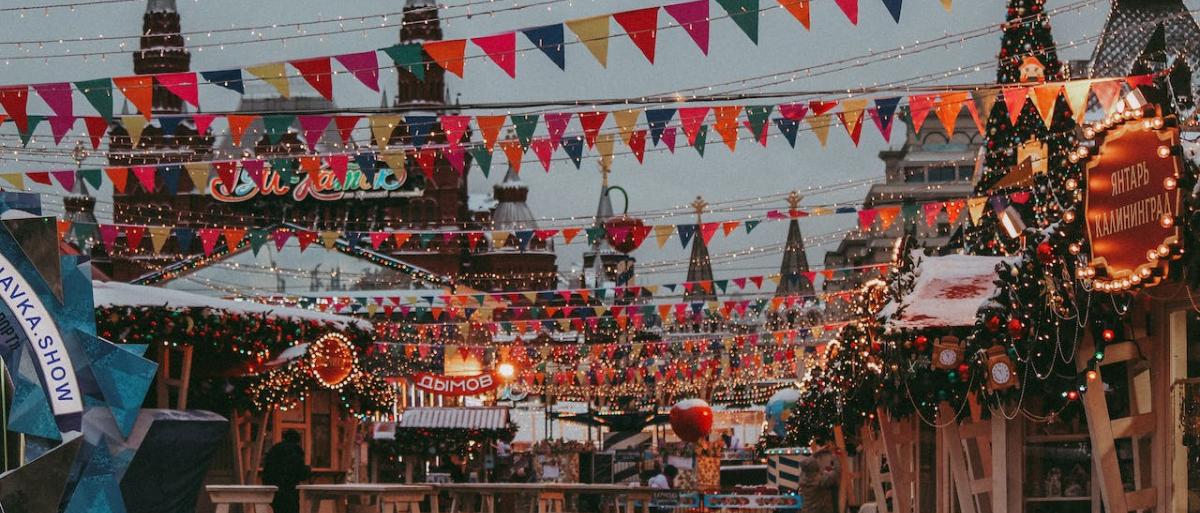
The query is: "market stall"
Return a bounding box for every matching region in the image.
[373,407,516,484]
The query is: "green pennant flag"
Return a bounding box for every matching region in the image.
[75,78,113,120]
[382,44,427,81]
[19,116,44,147]
[745,105,774,138]
[248,229,269,255]
[744,219,761,233]
[901,203,920,225]
[419,232,437,247]
[469,145,493,177]
[692,125,707,156]
[595,288,608,300]
[511,114,539,150]
[714,280,728,294]
[474,294,486,306]
[271,158,297,184]
[263,115,295,145]
[77,169,102,190]
[716,0,759,44]
[585,226,606,245]
[72,222,97,246]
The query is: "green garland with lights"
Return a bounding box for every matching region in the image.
[372,423,518,458]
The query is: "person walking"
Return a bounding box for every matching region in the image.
[262,430,311,513]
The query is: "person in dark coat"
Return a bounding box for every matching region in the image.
[798,449,839,513]
[262,429,311,513]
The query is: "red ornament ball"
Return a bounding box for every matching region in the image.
[986,315,1003,333]
[1036,241,1055,264]
[669,399,714,443]
[914,336,928,351]
[1007,318,1025,339]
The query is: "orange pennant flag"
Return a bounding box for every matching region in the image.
[104,167,129,194]
[475,115,507,152]
[877,206,901,230]
[423,39,467,78]
[778,0,810,29]
[935,92,968,137]
[561,227,581,244]
[907,94,937,134]
[968,89,998,132]
[713,105,742,151]
[112,76,154,120]
[944,200,965,223]
[1031,83,1062,128]
[227,115,257,146]
[1090,79,1122,114]
[499,140,524,174]
[1001,87,1030,125]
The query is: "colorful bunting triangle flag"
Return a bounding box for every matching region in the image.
[716,0,759,43]
[290,57,334,100]
[778,0,810,29]
[511,114,540,149]
[156,72,200,108]
[775,118,799,147]
[472,32,518,78]
[834,0,858,24]
[469,145,494,177]
[334,51,380,91]
[561,136,584,169]
[475,115,506,151]
[75,78,113,119]
[112,76,154,120]
[1002,86,1030,125]
[566,15,611,67]
[200,69,244,94]
[613,7,659,63]
[245,63,290,98]
[424,39,468,77]
[579,111,607,148]
[33,82,73,119]
[382,44,427,81]
[665,0,710,54]
[522,24,566,70]
[881,0,902,22]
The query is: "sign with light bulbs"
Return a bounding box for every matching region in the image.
[1080,106,1182,291]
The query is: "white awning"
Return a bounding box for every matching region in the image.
[885,252,1011,329]
[397,407,510,430]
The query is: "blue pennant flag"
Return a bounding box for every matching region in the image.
[645,109,676,146]
[173,227,195,252]
[161,165,182,195]
[405,115,437,147]
[873,97,901,133]
[677,224,697,248]
[882,0,903,22]
[522,24,566,70]
[774,118,800,147]
[355,152,377,181]
[515,230,535,250]
[158,116,184,136]
[200,69,244,94]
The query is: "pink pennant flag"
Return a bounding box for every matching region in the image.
[922,202,942,227]
[48,116,75,145]
[32,83,73,119]
[439,115,472,145]
[371,232,389,250]
[50,170,75,191]
[664,0,709,54]
[132,166,157,193]
[334,51,380,91]
[779,102,808,121]
[444,144,466,174]
[678,107,708,144]
[472,32,518,78]
[834,0,858,24]
[1001,87,1030,124]
[662,126,677,152]
[1090,79,1122,114]
[531,138,554,171]
[273,230,293,251]
[298,115,332,151]
[198,228,222,256]
[242,159,266,189]
[543,112,572,148]
[156,72,200,108]
[98,225,120,252]
[192,114,216,136]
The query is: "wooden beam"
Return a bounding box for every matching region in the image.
[939,403,978,513]
[1110,413,1155,439]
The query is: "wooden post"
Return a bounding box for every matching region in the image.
[155,344,194,409]
[860,423,890,513]
[231,409,273,485]
[876,409,918,513]
[938,403,977,513]
[832,426,859,512]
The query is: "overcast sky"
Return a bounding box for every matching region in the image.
[0,0,1150,289]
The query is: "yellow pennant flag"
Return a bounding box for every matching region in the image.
[940,0,952,12]
[1031,84,1062,129]
[367,303,379,316]
[595,133,615,170]
[149,226,172,253]
[807,114,833,147]
[122,116,149,147]
[245,63,290,98]
[370,115,402,150]
[491,231,509,247]
[653,225,674,248]
[380,150,406,171]
[935,92,968,138]
[1062,79,1092,123]
[566,15,610,67]
[612,108,642,145]
[184,163,210,193]
[320,230,339,249]
[970,89,999,132]
[644,284,660,295]
[0,173,24,189]
[768,274,782,285]
[966,197,988,225]
[838,99,867,141]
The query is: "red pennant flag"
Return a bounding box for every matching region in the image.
[291,58,334,100]
[213,161,239,190]
[83,116,109,149]
[628,129,647,163]
[700,222,720,244]
[678,107,708,144]
[243,160,266,189]
[778,102,808,121]
[1002,87,1030,125]
[125,225,146,251]
[198,228,221,256]
[440,115,472,145]
[579,111,607,148]
[27,172,50,186]
[531,138,554,171]
[472,32,517,78]
[613,8,659,63]
[475,115,506,151]
[0,86,29,133]
[834,0,858,24]
[544,112,572,148]
[192,114,216,136]
[423,39,467,78]
[809,100,839,116]
[113,76,154,120]
[371,232,389,250]
[132,166,156,193]
[922,202,942,227]
[296,230,317,253]
[334,115,361,144]
[105,167,128,193]
[857,208,878,230]
[156,72,200,108]
[272,230,292,251]
[417,148,437,179]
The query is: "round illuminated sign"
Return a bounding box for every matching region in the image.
[308,333,357,388]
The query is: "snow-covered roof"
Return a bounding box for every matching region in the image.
[884,251,1010,329]
[93,281,372,329]
[468,193,498,213]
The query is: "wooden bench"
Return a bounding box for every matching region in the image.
[206,485,277,513]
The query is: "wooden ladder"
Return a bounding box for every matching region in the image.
[1076,332,1157,512]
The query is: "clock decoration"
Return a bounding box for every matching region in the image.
[985,345,1019,392]
[931,336,964,370]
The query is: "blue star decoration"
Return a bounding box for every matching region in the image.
[0,203,157,513]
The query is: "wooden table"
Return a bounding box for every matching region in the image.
[206,485,278,513]
[298,484,437,513]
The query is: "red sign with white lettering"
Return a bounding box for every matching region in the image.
[1085,120,1182,288]
[413,372,499,396]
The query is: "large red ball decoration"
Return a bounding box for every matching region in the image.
[669,399,714,443]
[1036,241,1055,264]
[309,333,357,388]
[604,215,647,254]
[985,315,1003,333]
[1007,319,1025,339]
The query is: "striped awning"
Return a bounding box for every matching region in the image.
[397,407,510,430]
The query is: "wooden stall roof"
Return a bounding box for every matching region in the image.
[397,407,511,430]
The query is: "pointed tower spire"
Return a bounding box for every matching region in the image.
[685,196,716,303]
[777,191,814,298]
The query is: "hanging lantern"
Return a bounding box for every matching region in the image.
[309,332,357,388]
[669,398,714,443]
